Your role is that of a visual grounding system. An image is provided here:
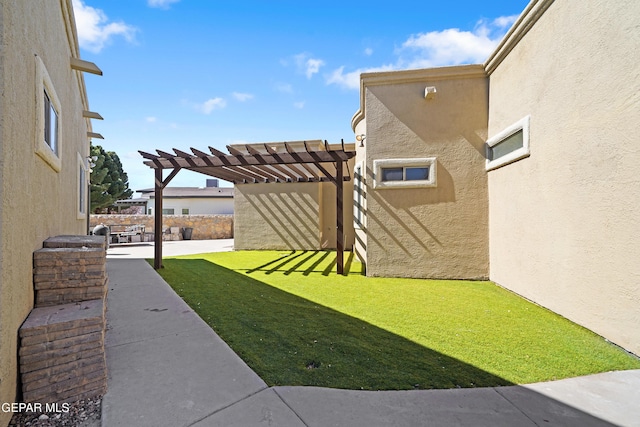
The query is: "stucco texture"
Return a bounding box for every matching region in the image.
[0,0,90,420]
[487,0,640,354]
[234,181,354,251]
[358,67,489,279]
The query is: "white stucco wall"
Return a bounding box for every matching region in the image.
[486,0,640,354]
[159,197,234,215]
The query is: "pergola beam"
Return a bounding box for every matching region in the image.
[140,142,355,274]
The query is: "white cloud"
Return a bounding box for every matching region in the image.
[275,83,293,94]
[199,98,227,114]
[398,15,519,68]
[147,0,181,9]
[72,0,136,53]
[294,101,305,109]
[326,65,395,90]
[145,116,157,123]
[293,53,325,79]
[327,15,517,90]
[232,92,254,102]
[492,15,519,29]
[364,47,374,56]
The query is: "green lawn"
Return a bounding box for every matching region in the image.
[152,250,640,390]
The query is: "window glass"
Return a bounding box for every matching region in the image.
[44,90,58,154]
[381,167,403,182]
[162,208,174,215]
[405,167,429,181]
[79,166,86,214]
[182,208,189,215]
[490,130,523,161]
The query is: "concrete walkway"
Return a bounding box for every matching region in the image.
[101,241,640,426]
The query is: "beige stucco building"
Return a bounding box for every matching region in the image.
[346,0,639,355]
[0,1,100,423]
[485,0,640,356]
[351,66,490,279]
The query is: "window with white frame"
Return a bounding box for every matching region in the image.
[353,161,365,228]
[77,153,87,218]
[486,115,530,171]
[373,158,437,189]
[182,208,190,215]
[162,208,175,215]
[35,55,62,172]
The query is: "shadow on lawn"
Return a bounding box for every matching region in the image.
[151,255,622,426]
[245,250,359,276]
[161,257,510,390]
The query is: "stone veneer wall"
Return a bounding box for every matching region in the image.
[90,214,233,240]
[19,236,108,403]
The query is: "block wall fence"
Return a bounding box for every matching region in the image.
[90,214,234,240]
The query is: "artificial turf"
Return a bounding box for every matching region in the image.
[151,250,640,390]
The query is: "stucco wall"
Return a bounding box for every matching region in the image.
[0,0,90,421]
[486,0,640,354]
[234,183,322,250]
[357,67,489,279]
[90,214,234,240]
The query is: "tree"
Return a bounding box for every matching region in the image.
[90,144,133,213]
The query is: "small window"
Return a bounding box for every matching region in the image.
[486,115,530,170]
[35,55,62,172]
[78,155,87,218]
[182,208,190,215]
[44,90,59,155]
[373,158,437,189]
[162,208,175,215]
[353,162,365,228]
[148,208,153,215]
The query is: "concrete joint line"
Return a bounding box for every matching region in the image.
[104,325,211,349]
[184,386,270,427]
[492,387,538,426]
[272,387,310,427]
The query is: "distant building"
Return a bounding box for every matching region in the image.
[137,179,234,215]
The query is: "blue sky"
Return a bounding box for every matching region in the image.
[74,0,529,192]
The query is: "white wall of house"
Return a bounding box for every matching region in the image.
[155,197,234,215]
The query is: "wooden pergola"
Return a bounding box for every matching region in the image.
[139,140,356,274]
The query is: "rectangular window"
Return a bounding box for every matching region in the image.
[182,208,190,215]
[77,153,87,219]
[486,115,530,170]
[35,55,62,172]
[44,90,59,155]
[162,208,175,215]
[373,158,437,189]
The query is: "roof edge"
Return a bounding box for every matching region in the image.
[484,0,555,75]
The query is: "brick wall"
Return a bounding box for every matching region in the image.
[90,214,233,240]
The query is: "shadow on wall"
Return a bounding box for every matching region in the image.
[157,256,621,426]
[364,163,452,256]
[243,191,319,249]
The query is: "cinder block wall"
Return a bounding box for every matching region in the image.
[90,214,233,240]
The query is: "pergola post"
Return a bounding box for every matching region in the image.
[154,168,163,269]
[153,167,181,269]
[336,160,344,275]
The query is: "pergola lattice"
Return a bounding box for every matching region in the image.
[140,140,356,274]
